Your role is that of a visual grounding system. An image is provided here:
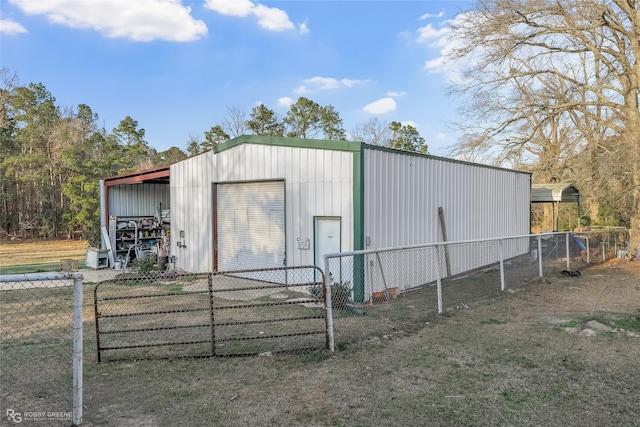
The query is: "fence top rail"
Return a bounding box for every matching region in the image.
[0,272,83,282]
[323,230,617,259]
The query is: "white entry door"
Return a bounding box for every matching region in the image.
[314,217,341,272]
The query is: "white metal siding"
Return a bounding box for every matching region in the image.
[216,181,285,270]
[214,144,354,269]
[171,144,354,273]
[170,141,531,280]
[363,149,530,248]
[362,148,531,292]
[170,151,216,273]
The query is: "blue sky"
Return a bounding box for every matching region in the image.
[1,0,470,156]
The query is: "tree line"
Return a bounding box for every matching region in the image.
[4,0,639,251]
[185,98,427,155]
[0,69,426,242]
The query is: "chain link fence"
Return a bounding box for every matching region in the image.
[94,266,327,361]
[323,230,627,351]
[0,273,83,426]
[0,230,628,424]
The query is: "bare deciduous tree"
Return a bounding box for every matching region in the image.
[351,118,391,146]
[220,105,248,138]
[444,0,640,246]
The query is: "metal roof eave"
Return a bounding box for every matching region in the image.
[103,165,170,187]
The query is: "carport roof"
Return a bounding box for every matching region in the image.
[103,165,170,186]
[531,183,581,203]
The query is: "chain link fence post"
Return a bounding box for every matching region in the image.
[323,256,335,352]
[499,239,505,291]
[436,244,443,314]
[0,272,83,426]
[537,234,543,277]
[72,275,83,426]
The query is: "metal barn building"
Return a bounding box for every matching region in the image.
[169,135,531,275]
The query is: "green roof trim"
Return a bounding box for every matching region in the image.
[215,135,530,176]
[215,135,363,153]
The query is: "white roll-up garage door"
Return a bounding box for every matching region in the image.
[216,181,285,271]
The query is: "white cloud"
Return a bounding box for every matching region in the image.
[386,91,406,98]
[299,19,310,35]
[298,77,339,92]
[0,18,28,35]
[416,23,449,44]
[341,78,363,88]
[8,0,207,42]
[205,0,254,17]
[363,98,397,115]
[401,120,418,128]
[420,11,444,20]
[253,4,294,31]
[278,97,293,107]
[294,76,366,94]
[437,132,447,140]
[420,13,476,85]
[205,0,294,32]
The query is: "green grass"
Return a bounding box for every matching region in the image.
[558,312,640,334]
[0,261,87,275]
[613,313,640,332]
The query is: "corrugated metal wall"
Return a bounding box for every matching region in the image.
[170,151,216,273]
[170,141,530,275]
[363,148,531,249]
[362,148,531,294]
[170,144,354,273]
[108,183,170,217]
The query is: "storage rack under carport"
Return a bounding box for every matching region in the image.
[98,166,171,269]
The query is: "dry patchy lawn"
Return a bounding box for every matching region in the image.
[2,243,638,426]
[0,239,88,266]
[78,259,640,426]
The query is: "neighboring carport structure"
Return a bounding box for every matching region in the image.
[531,183,581,231]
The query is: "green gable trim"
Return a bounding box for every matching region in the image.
[215,135,362,154]
[216,135,529,177]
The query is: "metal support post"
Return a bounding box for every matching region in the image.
[499,239,505,291]
[436,245,443,314]
[537,234,543,277]
[565,233,570,270]
[72,275,84,426]
[324,256,335,352]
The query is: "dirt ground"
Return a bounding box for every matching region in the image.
[0,239,88,266]
[77,258,640,426]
